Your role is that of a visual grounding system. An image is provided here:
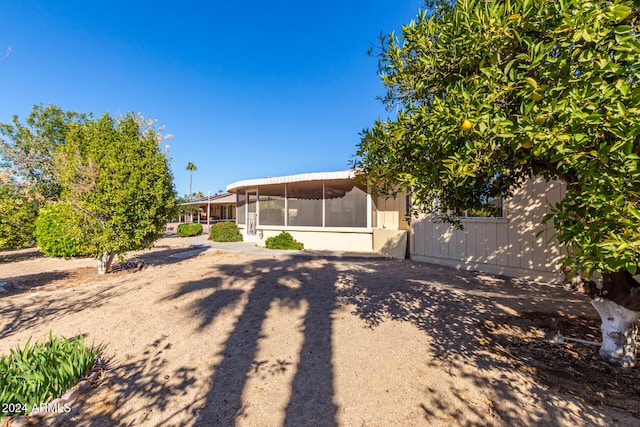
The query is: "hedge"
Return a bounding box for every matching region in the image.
[177,223,203,237]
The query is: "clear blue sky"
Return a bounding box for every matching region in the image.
[1,1,424,197]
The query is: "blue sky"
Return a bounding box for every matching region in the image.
[1,1,424,197]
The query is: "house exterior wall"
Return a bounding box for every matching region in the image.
[228,172,409,257]
[373,195,410,230]
[256,227,374,252]
[410,177,566,282]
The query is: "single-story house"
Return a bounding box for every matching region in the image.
[227,170,565,282]
[178,193,236,224]
[226,170,410,259]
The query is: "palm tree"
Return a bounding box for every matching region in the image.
[186,162,197,200]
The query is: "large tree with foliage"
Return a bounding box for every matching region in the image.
[0,104,87,202]
[36,112,176,274]
[356,0,640,366]
[0,176,37,248]
[0,104,86,248]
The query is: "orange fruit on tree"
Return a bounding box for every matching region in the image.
[522,141,533,149]
[461,119,473,131]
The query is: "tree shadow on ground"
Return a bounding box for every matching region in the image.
[5,252,634,426]
[166,257,339,426]
[480,311,640,419]
[0,274,141,340]
[0,246,204,300]
[0,247,47,264]
[55,335,200,427]
[160,255,631,426]
[130,246,211,267]
[334,258,636,425]
[0,271,71,298]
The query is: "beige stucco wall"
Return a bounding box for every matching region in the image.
[256,227,374,252]
[373,195,410,230]
[373,229,408,259]
[410,177,566,283]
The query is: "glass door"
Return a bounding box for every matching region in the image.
[246,191,258,239]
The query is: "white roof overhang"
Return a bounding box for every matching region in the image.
[226,170,359,193]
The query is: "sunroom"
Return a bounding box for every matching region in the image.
[226,170,409,258]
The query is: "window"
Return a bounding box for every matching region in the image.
[434,194,504,219]
[236,192,246,224]
[259,185,285,226]
[287,181,323,226]
[457,196,503,219]
[325,180,367,227]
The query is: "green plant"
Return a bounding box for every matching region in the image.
[209,221,243,242]
[264,232,303,250]
[51,112,176,274]
[176,223,203,237]
[355,0,640,366]
[0,185,37,249]
[0,332,99,418]
[34,202,92,258]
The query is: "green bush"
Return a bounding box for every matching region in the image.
[265,232,304,250]
[177,223,203,237]
[0,191,37,249]
[0,332,99,418]
[34,202,93,257]
[209,221,243,242]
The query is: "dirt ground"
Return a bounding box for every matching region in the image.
[1,237,639,426]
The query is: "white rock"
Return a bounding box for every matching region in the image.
[61,388,80,401]
[76,380,91,393]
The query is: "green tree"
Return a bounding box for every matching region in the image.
[38,112,176,273]
[0,177,37,249]
[0,104,87,203]
[0,104,87,248]
[356,0,640,366]
[186,162,197,201]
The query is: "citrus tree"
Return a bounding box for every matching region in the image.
[38,112,176,273]
[356,0,640,366]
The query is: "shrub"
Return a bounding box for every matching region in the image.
[176,223,203,237]
[0,332,99,418]
[265,232,304,250]
[0,192,37,249]
[34,202,92,257]
[209,221,243,242]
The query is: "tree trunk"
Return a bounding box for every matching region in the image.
[591,299,639,367]
[97,252,116,275]
[582,270,640,367]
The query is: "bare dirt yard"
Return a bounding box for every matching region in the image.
[1,237,639,426]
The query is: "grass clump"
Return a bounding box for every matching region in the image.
[0,332,99,418]
[176,223,203,237]
[209,222,243,242]
[265,232,304,250]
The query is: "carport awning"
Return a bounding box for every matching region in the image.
[179,193,236,206]
[226,170,359,193]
